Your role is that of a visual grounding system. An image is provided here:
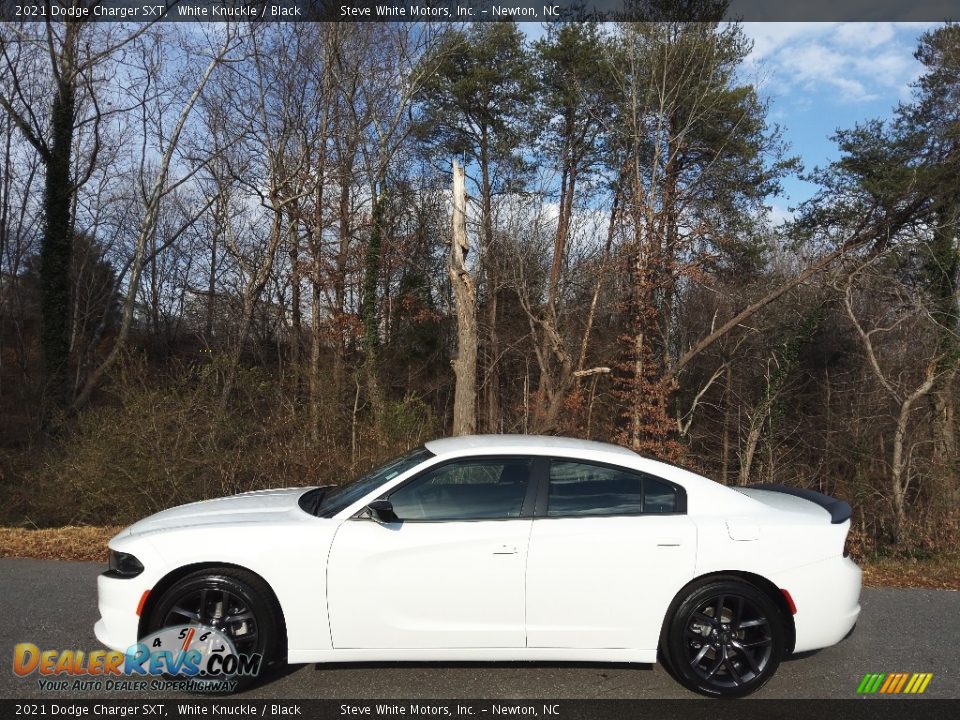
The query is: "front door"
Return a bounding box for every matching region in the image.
[327,457,534,649]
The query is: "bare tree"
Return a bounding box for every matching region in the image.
[449,159,477,435]
[842,263,943,540]
[72,25,241,409]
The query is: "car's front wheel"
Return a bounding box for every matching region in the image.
[146,567,282,691]
[662,579,785,698]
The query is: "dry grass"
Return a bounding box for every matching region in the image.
[0,525,122,563]
[1,526,958,590]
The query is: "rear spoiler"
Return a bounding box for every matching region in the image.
[746,483,853,524]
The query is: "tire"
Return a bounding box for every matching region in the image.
[146,567,282,692]
[661,579,785,698]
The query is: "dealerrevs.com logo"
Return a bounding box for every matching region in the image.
[13,625,262,692]
[856,672,934,695]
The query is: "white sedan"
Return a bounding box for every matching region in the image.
[95,435,861,697]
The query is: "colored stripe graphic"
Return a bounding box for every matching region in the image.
[892,673,909,693]
[857,672,932,694]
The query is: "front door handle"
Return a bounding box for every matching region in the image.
[656,538,682,547]
[492,544,518,555]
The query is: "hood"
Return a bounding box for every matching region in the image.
[122,487,316,536]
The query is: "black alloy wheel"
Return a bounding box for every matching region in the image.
[662,579,785,698]
[147,568,281,691]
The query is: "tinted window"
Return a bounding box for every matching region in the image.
[388,459,530,521]
[318,447,433,517]
[643,476,679,513]
[547,461,679,516]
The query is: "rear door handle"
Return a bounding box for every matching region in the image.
[492,544,518,555]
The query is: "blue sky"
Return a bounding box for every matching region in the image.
[740,22,937,219]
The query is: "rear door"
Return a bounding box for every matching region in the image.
[525,458,696,650]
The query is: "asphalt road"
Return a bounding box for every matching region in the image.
[0,557,957,700]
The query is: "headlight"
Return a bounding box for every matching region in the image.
[107,550,144,578]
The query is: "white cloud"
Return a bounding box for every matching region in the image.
[831,22,895,50]
[767,202,795,226]
[741,22,936,106]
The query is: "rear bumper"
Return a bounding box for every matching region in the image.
[773,555,861,653]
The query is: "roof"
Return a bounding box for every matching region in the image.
[424,434,639,459]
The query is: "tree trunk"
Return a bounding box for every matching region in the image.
[332,140,355,407]
[40,25,79,406]
[449,160,477,436]
[206,190,225,340]
[576,190,619,377]
[721,362,732,485]
[530,159,579,431]
[310,272,323,443]
[287,214,302,380]
[890,364,938,541]
[930,369,957,499]
[479,136,499,433]
[738,412,764,487]
[220,209,286,410]
[362,191,386,427]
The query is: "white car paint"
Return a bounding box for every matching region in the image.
[95,434,861,672]
[329,518,531,648]
[526,514,696,650]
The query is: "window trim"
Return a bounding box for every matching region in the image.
[536,457,688,519]
[360,455,540,523]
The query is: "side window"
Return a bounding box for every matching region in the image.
[387,459,531,521]
[643,475,680,513]
[547,461,681,517]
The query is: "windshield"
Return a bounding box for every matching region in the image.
[316,446,434,518]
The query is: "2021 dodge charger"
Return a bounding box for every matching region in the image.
[95,434,861,697]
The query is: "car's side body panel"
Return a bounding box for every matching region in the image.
[526,514,696,650]
[327,518,531,649]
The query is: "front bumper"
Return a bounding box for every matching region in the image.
[774,555,862,653]
[95,570,152,652]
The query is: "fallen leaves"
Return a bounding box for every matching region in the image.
[860,555,960,590]
[0,526,123,563]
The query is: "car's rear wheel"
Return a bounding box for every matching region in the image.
[662,579,784,698]
[146,568,281,691]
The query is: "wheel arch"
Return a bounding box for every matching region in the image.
[137,561,289,657]
[658,570,796,657]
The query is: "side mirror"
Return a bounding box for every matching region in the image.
[366,499,399,524]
